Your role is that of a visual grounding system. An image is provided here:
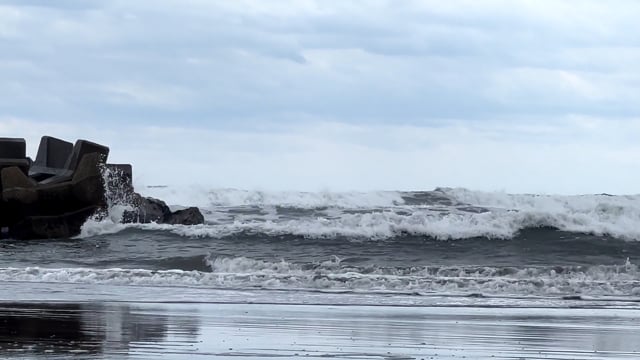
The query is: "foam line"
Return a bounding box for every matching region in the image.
[1,257,638,297]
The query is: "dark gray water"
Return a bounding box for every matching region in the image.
[2,228,640,269]
[1,188,639,301]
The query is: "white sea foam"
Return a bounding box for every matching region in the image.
[1,257,638,297]
[85,187,640,240]
[442,188,640,239]
[81,207,640,241]
[79,218,128,238]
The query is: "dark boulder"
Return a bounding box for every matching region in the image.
[123,196,171,224]
[166,207,205,225]
[122,196,205,225]
[138,196,172,223]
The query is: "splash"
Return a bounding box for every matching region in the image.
[79,165,137,237]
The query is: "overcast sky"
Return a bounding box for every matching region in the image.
[1,0,639,194]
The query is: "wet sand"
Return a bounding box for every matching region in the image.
[1,302,639,359]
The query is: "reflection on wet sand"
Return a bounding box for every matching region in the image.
[0,303,640,359]
[0,303,199,358]
[0,303,102,355]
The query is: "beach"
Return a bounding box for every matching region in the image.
[1,299,639,359]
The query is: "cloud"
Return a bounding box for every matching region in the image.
[0,0,98,10]
[1,0,639,123]
[3,117,639,194]
[101,82,194,109]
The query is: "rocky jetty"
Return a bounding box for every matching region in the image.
[0,136,204,240]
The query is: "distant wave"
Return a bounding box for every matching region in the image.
[140,186,640,209]
[1,257,638,298]
[141,186,407,209]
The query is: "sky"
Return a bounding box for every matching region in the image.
[1,0,639,194]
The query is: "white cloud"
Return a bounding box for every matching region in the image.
[3,117,639,194]
[0,6,25,38]
[102,82,194,109]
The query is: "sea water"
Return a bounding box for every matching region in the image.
[1,187,640,358]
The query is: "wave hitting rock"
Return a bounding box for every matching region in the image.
[0,136,204,240]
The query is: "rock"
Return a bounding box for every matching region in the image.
[9,205,99,240]
[122,196,205,225]
[123,196,171,223]
[166,207,205,225]
[71,152,105,206]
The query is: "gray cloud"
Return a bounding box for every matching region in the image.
[1,1,639,125]
[0,0,100,10]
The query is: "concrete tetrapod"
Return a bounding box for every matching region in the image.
[0,136,204,240]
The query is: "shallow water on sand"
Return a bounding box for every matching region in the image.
[1,302,639,359]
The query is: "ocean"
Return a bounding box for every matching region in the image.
[2,186,640,359]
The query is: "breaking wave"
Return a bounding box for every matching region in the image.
[1,257,639,298]
[80,187,640,241]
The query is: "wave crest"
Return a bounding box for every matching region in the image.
[81,187,640,241]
